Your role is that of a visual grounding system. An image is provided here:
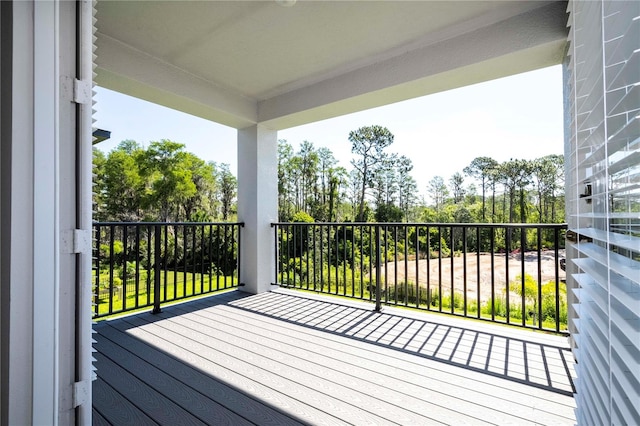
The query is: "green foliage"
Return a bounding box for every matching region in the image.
[541,281,567,324]
[375,203,403,222]
[509,274,539,305]
[292,211,314,223]
[95,133,565,226]
[94,139,232,222]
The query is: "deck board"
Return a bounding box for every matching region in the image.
[97,323,300,426]
[92,408,111,426]
[173,303,538,424]
[94,335,253,425]
[92,378,157,426]
[208,300,574,424]
[93,289,576,425]
[123,313,395,425]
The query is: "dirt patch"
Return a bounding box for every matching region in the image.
[376,250,565,302]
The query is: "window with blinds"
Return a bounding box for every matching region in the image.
[566,1,639,424]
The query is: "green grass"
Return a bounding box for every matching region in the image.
[93,270,238,318]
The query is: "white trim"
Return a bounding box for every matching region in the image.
[76,1,95,424]
[32,1,60,424]
[9,2,35,422]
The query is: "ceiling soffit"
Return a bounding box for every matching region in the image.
[95,1,568,130]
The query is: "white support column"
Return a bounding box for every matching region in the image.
[237,125,277,294]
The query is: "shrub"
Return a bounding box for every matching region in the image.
[541,281,567,324]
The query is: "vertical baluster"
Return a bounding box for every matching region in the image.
[490,227,495,321]
[208,224,213,292]
[135,224,140,309]
[537,226,543,330]
[94,225,101,317]
[463,226,467,317]
[122,225,128,311]
[426,226,431,310]
[108,225,114,315]
[162,225,167,301]
[476,226,481,319]
[351,224,355,298]
[505,226,511,324]
[153,224,161,314]
[450,225,455,314]
[438,226,443,312]
[521,225,527,327]
[554,227,560,333]
[342,224,347,296]
[375,225,382,312]
[191,225,196,295]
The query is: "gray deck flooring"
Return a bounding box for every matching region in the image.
[93,289,576,425]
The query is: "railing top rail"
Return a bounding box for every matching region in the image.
[94,221,245,226]
[271,222,568,228]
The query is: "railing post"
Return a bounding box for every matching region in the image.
[152,224,162,314]
[375,225,382,312]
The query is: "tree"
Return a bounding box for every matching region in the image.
[531,154,564,222]
[179,153,216,221]
[277,139,295,221]
[92,148,107,221]
[218,163,237,220]
[499,159,533,223]
[101,140,145,221]
[139,140,197,221]
[427,176,449,211]
[316,147,338,221]
[298,140,319,213]
[396,156,418,221]
[374,203,403,222]
[347,169,362,220]
[464,156,498,221]
[326,166,347,222]
[449,172,466,204]
[371,153,397,208]
[349,125,394,222]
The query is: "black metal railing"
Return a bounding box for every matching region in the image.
[93,222,243,318]
[272,222,568,333]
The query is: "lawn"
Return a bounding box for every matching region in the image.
[93,270,238,318]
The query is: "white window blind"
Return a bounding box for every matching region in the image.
[566,1,639,424]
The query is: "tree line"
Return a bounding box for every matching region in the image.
[93,125,565,225]
[279,125,564,224]
[93,140,236,222]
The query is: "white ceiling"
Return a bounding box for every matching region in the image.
[95,1,568,130]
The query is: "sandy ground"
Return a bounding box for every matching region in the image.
[376,250,565,302]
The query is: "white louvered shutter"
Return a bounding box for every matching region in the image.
[566,1,640,424]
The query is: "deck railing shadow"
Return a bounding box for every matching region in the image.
[227,290,576,397]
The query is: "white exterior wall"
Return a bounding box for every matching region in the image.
[565,1,640,424]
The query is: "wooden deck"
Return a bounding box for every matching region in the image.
[92,289,576,425]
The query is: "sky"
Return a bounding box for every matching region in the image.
[94,64,564,194]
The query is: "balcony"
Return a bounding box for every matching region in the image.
[93,289,575,425]
[93,222,574,425]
